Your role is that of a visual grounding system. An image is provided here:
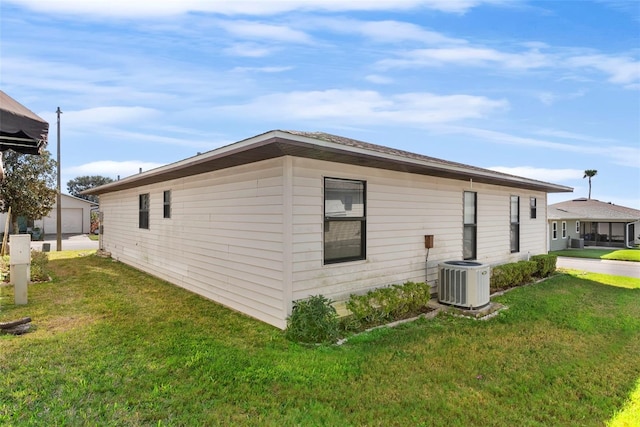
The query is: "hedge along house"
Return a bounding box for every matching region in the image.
[84,130,572,329]
[548,198,640,251]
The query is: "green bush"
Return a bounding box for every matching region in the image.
[30,250,50,282]
[0,251,50,283]
[285,295,340,344]
[490,260,537,292]
[530,254,557,277]
[345,281,432,328]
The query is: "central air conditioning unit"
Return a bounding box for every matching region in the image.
[438,261,490,309]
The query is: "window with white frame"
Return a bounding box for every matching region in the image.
[552,221,557,240]
[463,191,477,260]
[576,220,580,234]
[510,195,520,253]
[562,221,567,239]
[324,178,366,264]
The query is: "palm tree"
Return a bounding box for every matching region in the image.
[583,169,597,199]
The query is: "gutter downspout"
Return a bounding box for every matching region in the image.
[625,222,634,249]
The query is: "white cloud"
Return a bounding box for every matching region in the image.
[567,54,640,87]
[312,18,466,45]
[107,129,219,149]
[537,92,556,106]
[535,89,587,106]
[440,126,640,167]
[231,66,293,73]
[218,20,314,44]
[534,128,615,144]
[57,106,160,128]
[488,166,584,182]
[4,0,499,18]
[378,46,550,70]
[377,43,639,89]
[222,43,276,57]
[65,160,166,181]
[226,89,508,124]
[365,74,394,84]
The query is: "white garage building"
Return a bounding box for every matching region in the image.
[0,194,95,236]
[34,194,95,235]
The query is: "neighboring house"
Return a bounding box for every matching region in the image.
[0,193,95,236]
[548,198,640,251]
[35,194,95,235]
[84,130,572,329]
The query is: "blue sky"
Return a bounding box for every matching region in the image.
[1,0,638,207]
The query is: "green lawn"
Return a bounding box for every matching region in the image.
[550,248,640,262]
[1,252,639,426]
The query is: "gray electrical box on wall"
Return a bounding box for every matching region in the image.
[424,235,434,249]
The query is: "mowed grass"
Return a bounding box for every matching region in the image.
[550,248,640,262]
[1,252,639,426]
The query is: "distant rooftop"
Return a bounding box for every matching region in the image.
[549,198,640,221]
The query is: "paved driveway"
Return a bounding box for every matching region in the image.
[557,257,640,279]
[30,234,99,251]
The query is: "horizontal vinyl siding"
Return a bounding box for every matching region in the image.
[100,158,286,328]
[291,158,462,302]
[289,158,550,303]
[476,189,547,265]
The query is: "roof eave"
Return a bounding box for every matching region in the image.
[83,130,573,196]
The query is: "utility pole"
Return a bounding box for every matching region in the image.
[56,107,62,251]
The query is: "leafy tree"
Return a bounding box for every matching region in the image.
[583,169,597,199]
[0,150,57,232]
[67,175,113,203]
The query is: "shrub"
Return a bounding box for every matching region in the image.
[0,255,8,281]
[490,260,537,292]
[530,254,557,277]
[30,250,50,282]
[345,281,432,328]
[285,295,340,344]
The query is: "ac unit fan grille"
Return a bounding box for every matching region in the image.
[440,268,467,306]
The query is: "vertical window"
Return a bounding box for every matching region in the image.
[562,221,567,239]
[552,221,558,240]
[463,191,477,260]
[139,193,150,229]
[576,220,580,234]
[510,196,520,253]
[324,178,366,264]
[163,190,171,219]
[530,197,537,219]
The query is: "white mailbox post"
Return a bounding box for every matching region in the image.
[10,234,31,305]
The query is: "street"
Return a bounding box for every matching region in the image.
[556,257,640,279]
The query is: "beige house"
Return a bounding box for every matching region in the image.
[85,130,572,328]
[548,198,640,251]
